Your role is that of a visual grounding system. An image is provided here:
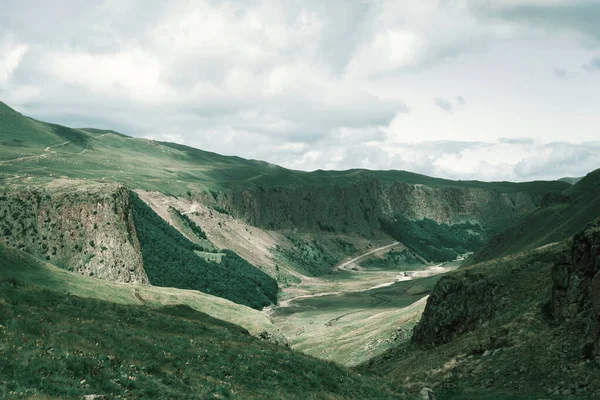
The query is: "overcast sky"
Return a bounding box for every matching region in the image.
[1,0,599,181]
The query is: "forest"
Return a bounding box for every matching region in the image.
[380,215,487,263]
[129,192,278,309]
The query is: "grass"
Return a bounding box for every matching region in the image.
[0,243,274,336]
[468,168,600,265]
[0,274,404,399]
[271,260,457,366]
[0,101,570,196]
[360,244,600,399]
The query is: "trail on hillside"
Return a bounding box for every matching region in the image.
[270,242,403,311]
[0,140,71,165]
[336,241,401,271]
[0,132,112,166]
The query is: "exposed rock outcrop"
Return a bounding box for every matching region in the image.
[224,175,382,234]
[0,182,148,283]
[221,176,546,235]
[382,182,543,230]
[552,220,600,358]
[412,271,500,347]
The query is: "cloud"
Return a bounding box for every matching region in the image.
[434,96,466,113]
[498,137,535,145]
[475,1,600,41]
[273,138,600,182]
[0,34,28,88]
[583,57,600,72]
[514,141,600,179]
[343,1,503,78]
[553,67,568,78]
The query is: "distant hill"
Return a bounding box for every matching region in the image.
[0,101,569,195]
[559,176,582,185]
[467,168,600,264]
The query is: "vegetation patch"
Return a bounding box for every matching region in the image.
[276,236,342,276]
[170,207,207,239]
[380,216,487,263]
[130,191,278,310]
[361,249,424,270]
[0,278,401,399]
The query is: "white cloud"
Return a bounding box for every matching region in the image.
[0,34,28,87]
[46,48,169,102]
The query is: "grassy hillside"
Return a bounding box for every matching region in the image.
[0,101,568,196]
[361,244,600,399]
[129,191,278,310]
[272,272,446,366]
[468,168,600,265]
[0,242,275,335]
[372,169,569,192]
[0,246,403,399]
[381,216,486,263]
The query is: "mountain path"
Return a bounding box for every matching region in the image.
[0,140,71,166]
[269,242,402,312]
[0,132,111,166]
[336,241,401,271]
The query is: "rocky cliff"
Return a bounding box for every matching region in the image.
[382,182,543,230]
[223,175,382,233]
[411,271,500,347]
[0,180,148,283]
[221,176,547,235]
[552,220,600,358]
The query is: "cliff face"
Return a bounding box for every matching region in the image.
[382,182,543,230]
[223,176,382,233]
[0,182,148,284]
[552,221,600,358]
[222,177,545,234]
[411,271,500,347]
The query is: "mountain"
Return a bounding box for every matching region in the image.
[0,100,567,238]
[559,176,583,185]
[361,170,600,399]
[467,168,600,265]
[3,100,599,399]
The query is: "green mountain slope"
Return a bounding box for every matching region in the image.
[0,244,403,399]
[0,101,569,195]
[0,242,275,335]
[468,168,600,265]
[361,241,600,399]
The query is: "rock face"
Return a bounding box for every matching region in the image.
[0,183,148,284]
[225,176,382,233]
[382,182,543,230]
[552,221,600,358]
[222,176,545,235]
[412,272,500,347]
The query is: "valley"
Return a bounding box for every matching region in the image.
[2,101,600,399]
[269,251,462,366]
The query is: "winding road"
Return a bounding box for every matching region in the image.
[336,241,400,271]
[268,242,402,312]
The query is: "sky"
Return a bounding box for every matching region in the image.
[1,0,599,182]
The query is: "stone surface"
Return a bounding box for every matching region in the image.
[0,181,148,284]
[552,220,600,358]
[412,271,500,347]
